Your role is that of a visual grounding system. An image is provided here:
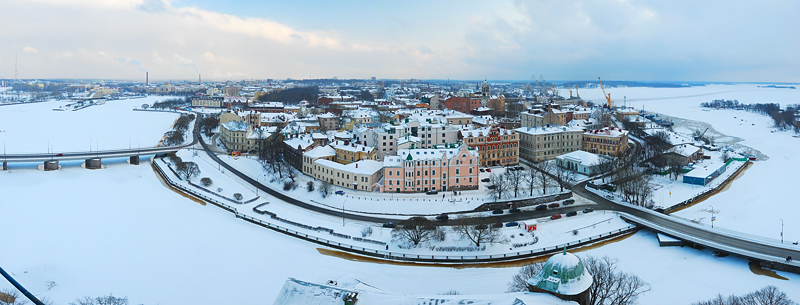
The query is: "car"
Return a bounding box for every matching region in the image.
[563,199,575,205]
[56,153,63,156]
[480,168,486,172]
[485,168,491,172]
[426,190,438,195]
[550,214,562,220]
[487,185,497,190]
[535,204,547,211]
[548,203,560,208]
[516,166,525,171]
[335,190,345,195]
[492,222,503,228]
[509,208,521,213]
[505,221,519,227]
[583,208,594,213]
[492,209,504,215]
[481,178,490,182]
[566,211,578,217]
[382,222,396,228]
[435,213,449,221]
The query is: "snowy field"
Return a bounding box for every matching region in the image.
[2,84,800,304]
[577,84,800,241]
[0,95,182,153]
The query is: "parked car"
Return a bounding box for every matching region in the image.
[487,185,497,190]
[56,153,64,156]
[492,209,504,215]
[481,178,490,182]
[480,168,486,172]
[548,203,560,208]
[515,166,525,171]
[435,213,449,221]
[335,190,345,195]
[485,168,491,172]
[566,211,578,217]
[492,222,503,228]
[563,199,575,205]
[426,190,438,195]
[382,222,396,228]
[505,221,519,227]
[550,214,562,220]
[583,208,594,214]
[535,204,547,211]
[509,208,521,213]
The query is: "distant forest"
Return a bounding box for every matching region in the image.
[702,99,798,131]
[257,87,319,103]
[566,80,695,88]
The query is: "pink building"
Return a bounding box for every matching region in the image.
[382,144,480,193]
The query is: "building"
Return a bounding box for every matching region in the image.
[555,150,608,176]
[520,111,545,128]
[516,125,584,162]
[330,140,378,164]
[192,96,223,108]
[443,96,481,114]
[461,125,519,167]
[282,134,318,171]
[656,144,702,167]
[302,146,336,176]
[582,127,629,157]
[318,112,339,131]
[312,159,383,191]
[219,122,274,152]
[223,86,242,97]
[527,251,593,305]
[382,144,479,193]
[683,159,729,186]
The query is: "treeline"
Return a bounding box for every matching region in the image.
[257,87,319,103]
[152,97,191,109]
[702,100,798,131]
[163,113,195,146]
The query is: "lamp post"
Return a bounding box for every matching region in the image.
[89,139,93,154]
[781,219,784,243]
[711,205,714,228]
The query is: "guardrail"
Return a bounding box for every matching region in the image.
[154,154,640,263]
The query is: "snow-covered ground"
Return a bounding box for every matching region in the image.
[221,154,579,216]
[0,96,182,153]
[3,84,800,304]
[577,84,800,241]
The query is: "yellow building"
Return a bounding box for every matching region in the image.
[582,127,629,157]
[330,140,378,164]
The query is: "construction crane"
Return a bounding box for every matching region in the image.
[598,77,611,108]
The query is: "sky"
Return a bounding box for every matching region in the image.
[0,0,798,82]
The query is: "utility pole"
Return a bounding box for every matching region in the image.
[781,219,784,243]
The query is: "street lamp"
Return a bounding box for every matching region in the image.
[710,205,715,228]
[781,219,784,243]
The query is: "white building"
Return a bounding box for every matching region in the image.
[311,159,383,192]
[555,150,609,176]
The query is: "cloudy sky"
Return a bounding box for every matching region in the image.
[0,0,798,82]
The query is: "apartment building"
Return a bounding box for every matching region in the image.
[516,125,584,162]
[312,159,383,192]
[330,140,378,164]
[582,127,629,157]
[382,144,479,193]
[461,125,519,166]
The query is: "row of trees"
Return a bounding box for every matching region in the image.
[485,162,570,201]
[391,216,505,247]
[692,286,796,305]
[256,87,319,103]
[702,100,800,133]
[162,113,195,146]
[152,97,191,109]
[199,114,219,137]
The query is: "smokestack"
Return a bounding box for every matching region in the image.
[199,74,201,85]
[146,72,149,86]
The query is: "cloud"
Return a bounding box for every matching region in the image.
[114,56,128,63]
[137,0,166,13]
[23,46,39,53]
[174,54,199,73]
[129,59,147,72]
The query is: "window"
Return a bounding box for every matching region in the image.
[456,169,460,175]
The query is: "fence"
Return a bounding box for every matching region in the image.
[664,161,749,213]
[154,153,640,263]
[475,191,572,211]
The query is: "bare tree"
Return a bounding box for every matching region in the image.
[583,256,651,305]
[692,286,795,305]
[0,288,29,305]
[233,193,243,200]
[526,166,539,196]
[200,177,213,187]
[531,161,555,194]
[553,162,575,192]
[505,168,525,197]
[451,217,503,247]
[506,263,544,292]
[69,294,129,305]
[319,181,332,198]
[175,161,201,180]
[360,226,373,237]
[487,173,509,201]
[391,217,436,246]
[282,162,298,185]
[306,181,315,192]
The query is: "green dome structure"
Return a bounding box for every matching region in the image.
[527,250,593,305]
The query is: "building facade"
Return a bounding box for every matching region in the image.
[382,144,479,193]
[582,127,629,157]
[330,140,378,164]
[192,96,223,108]
[516,125,584,162]
[461,125,519,166]
[311,159,383,192]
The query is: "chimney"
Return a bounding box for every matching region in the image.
[146,72,149,86]
[356,163,359,168]
[199,74,202,85]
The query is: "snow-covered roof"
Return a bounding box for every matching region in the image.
[555,150,607,166]
[396,144,477,162]
[314,159,383,175]
[284,134,315,150]
[221,120,248,132]
[330,140,376,153]
[303,145,336,159]
[246,126,276,140]
[527,251,593,296]
[584,126,628,138]
[274,277,573,305]
[665,144,701,157]
[460,126,515,138]
[318,112,338,119]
